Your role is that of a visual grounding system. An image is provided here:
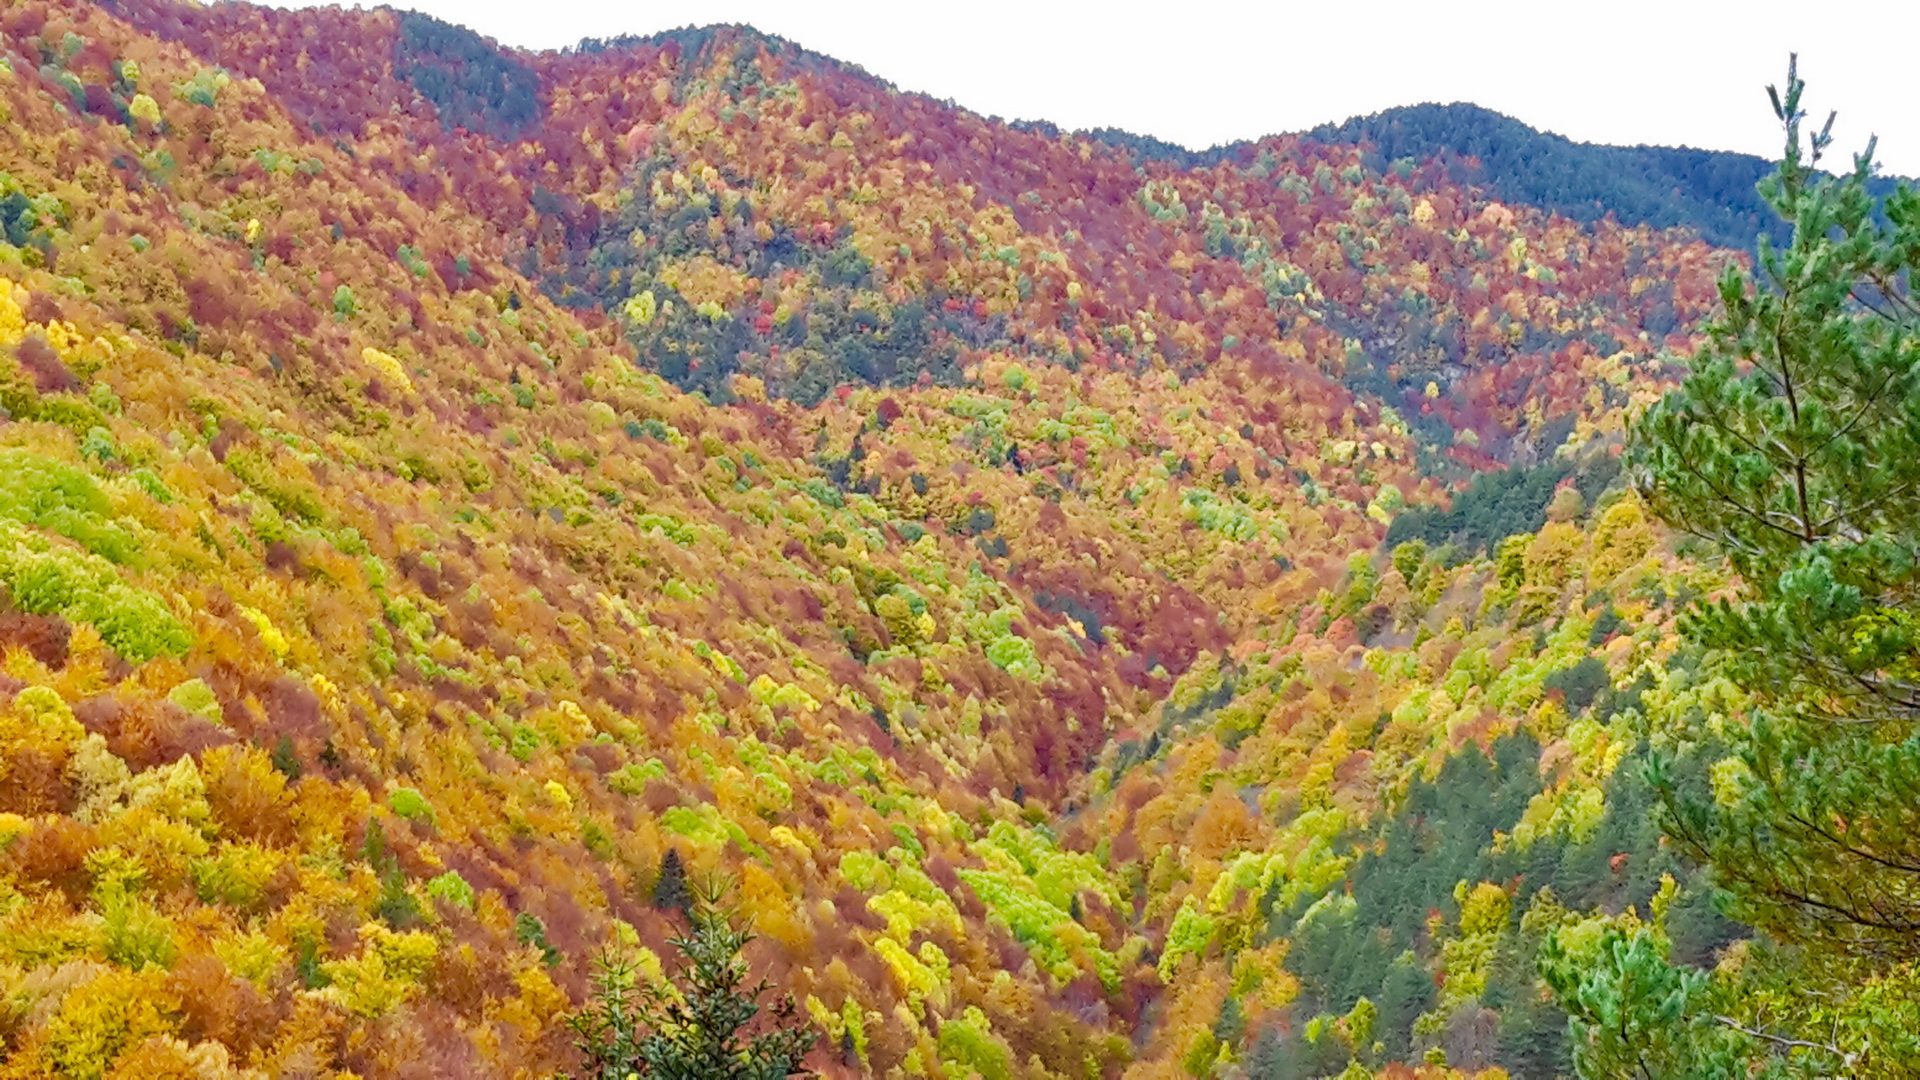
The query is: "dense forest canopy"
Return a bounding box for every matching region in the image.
[1306,103,1789,250]
[0,2,1914,1077]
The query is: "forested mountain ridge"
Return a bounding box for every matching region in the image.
[0,2,1865,1077]
[1106,101,1896,255]
[1304,103,1790,251]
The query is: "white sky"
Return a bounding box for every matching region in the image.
[258,0,1919,175]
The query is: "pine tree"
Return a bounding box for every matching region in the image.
[1620,55,1920,1072]
[1539,921,1747,1079]
[573,879,816,1079]
[1633,53,1920,964]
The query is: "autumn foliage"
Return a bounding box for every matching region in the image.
[0,2,1736,1076]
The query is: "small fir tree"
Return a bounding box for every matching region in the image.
[652,848,691,915]
[572,878,817,1079]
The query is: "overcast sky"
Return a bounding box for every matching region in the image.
[259,0,1918,175]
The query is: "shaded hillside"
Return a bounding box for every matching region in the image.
[1305,101,1906,252]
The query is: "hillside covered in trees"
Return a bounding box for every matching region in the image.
[1304,102,1912,253]
[0,3,1912,1077]
[1303,104,1789,252]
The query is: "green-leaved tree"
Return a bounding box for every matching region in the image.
[571,879,817,1080]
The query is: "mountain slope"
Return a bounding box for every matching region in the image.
[1305,101,1911,254]
[1306,103,1784,251]
[0,3,1745,1078]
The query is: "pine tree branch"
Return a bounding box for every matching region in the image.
[1802,358,1899,467]
[1668,451,1822,546]
[1783,808,1920,875]
[1811,475,1920,540]
[1713,1015,1856,1070]
[1867,271,1919,320]
[1849,285,1903,324]
[1686,391,1774,463]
